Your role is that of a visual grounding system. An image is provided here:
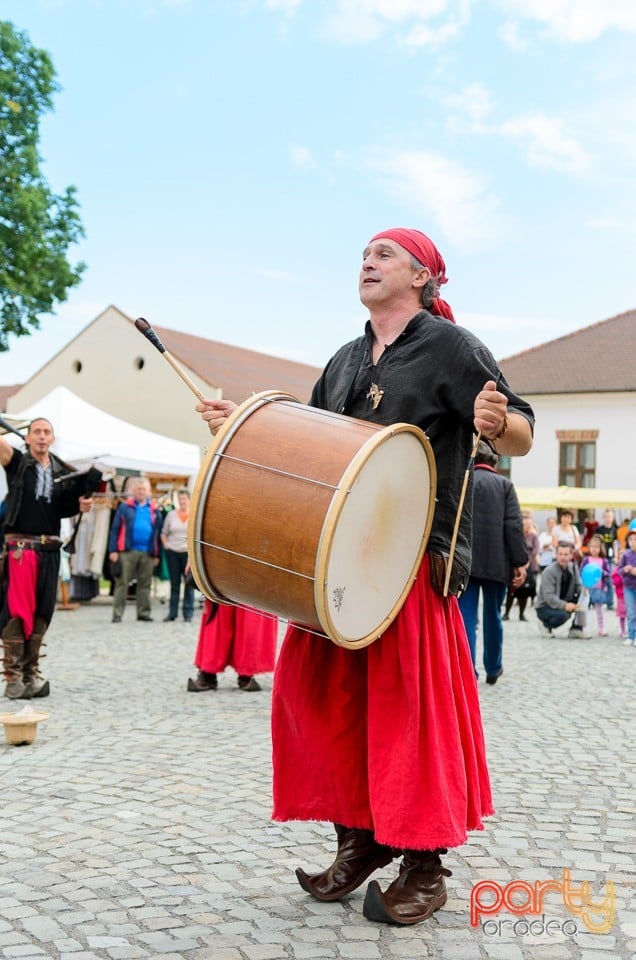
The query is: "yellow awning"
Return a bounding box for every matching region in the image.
[515,486,636,510]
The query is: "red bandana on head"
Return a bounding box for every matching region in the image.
[369,227,455,322]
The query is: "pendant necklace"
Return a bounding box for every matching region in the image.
[367,382,384,411]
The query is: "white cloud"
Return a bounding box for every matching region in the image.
[263,0,636,46]
[320,0,466,45]
[401,17,462,47]
[363,148,503,248]
[265,0,303,13]
[586,97,636,157]
[291,146,315,168]
[497,18,527,50]
[441,83,494,121]
[401,0,470,46]
[499,113,590,174]
[494,0,636,42]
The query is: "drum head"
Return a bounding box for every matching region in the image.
[315,425,435,649]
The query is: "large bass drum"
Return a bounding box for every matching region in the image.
[188,391,436,649]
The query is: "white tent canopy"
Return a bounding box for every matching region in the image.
[2,385,201,478]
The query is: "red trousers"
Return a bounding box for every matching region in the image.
[271,556,494,851]
[193,599,277,676]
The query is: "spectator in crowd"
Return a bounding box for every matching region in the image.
[580,535,611,637]
[552,509,582,558]
[503,512,539,622]
[108,477,162,623]
[616,514,636,551]
[617,525,636,647]
[160,488,194,622]
[458,441,528,684]
[595,509,619,609]
[596,509,619,558]
[581,509,599,551]
[538,517,557,574]
[612,553,627,639]
[536,541,587,638]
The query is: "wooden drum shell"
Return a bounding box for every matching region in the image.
[188,391,436,649]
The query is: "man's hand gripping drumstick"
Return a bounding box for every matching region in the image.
[196,398,238,435]
[474,379,532,456]
[444,379,531,596]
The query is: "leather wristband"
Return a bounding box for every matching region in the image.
[493,413,508,441]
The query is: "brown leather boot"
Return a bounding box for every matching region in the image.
[296,823,396,901]
[363,848,451,925]
[2,618,26,699]
[22,618,50,699]
[187,671,218,691]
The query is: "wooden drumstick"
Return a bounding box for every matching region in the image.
[443,429,481,597]
[134,317,207,403]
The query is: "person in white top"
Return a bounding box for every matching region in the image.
[552,509,582,556]
[160,489,194,622]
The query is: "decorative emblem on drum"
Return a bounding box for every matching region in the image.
[332,586,346,611]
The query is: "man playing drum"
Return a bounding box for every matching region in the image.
[197,227,534,926]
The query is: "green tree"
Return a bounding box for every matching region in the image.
[0,20,85,351]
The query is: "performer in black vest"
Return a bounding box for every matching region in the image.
[0,418,101,699]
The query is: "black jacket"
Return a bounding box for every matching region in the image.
[468,464,527,584]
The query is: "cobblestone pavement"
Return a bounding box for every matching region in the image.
[0,594,634,960]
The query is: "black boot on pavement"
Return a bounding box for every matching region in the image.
[187,671,218,692]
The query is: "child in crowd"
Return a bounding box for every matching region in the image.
[538,516,557,573]
[617,528,636,647]
[612,553,627,639]
[580,536,611,637]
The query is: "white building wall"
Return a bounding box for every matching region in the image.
[509,392,635,488]
[6,307,220,447]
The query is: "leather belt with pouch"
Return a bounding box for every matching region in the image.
[5,535,63,558]
[428,550,469,598]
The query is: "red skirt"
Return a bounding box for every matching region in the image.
[271,556,494,850]
[193,599,277,675]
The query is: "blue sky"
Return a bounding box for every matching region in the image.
[1,0,635,386]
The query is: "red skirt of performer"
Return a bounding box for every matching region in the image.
[193,599,277,676]
[271,555,494,851]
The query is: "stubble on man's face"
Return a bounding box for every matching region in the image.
[26,420,54,455]
[358,240,421,310]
